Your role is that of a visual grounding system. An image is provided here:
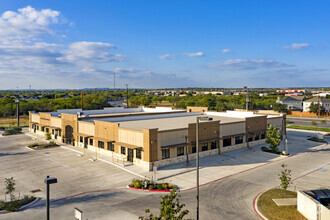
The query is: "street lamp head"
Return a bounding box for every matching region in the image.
[45,177,57,185]
[15,99,19,103]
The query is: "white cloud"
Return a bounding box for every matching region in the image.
[183,52,204,57]
[57,41,125,65]
[208,59,293,70]
[158,54,176,60]
[283,43,310,50]
[0,5,61,42]
[221,49,232,53]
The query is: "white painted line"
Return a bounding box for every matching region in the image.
[25,146,35,151]
[60,145,83,155]
[59,145,147,179]
[98,158,148,179]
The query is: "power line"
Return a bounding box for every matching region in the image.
[124,84,129,108]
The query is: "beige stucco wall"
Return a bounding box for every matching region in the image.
[118,128,143,147]
[220,122,245,137]
[157,129,188,159]
[31,113,40,123]
[267,117,282,129]
[78,122,95,136]
[50,117,62,128]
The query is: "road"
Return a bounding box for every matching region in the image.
[0,130,329,219]
[287,117,330,128]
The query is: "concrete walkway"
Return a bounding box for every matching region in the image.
[24,129,329,190]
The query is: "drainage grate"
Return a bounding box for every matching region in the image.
[31,189,41,193]
[318,169,328,172]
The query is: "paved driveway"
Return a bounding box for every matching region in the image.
[0,130,329,219]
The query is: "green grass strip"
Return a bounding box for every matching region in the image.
[287,125,330,132]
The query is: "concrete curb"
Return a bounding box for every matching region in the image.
[20,197,40,210]
[253,192,268,220]
[127,185,171,192]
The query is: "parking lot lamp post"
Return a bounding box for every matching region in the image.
[45,176,57,220]
[15,99,19,127]
[196,116,213,220]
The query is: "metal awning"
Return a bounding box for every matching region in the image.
[115,142,142,150]
[248,129,267,134]
[50,126,61,130]
[73,132,93,138]
[221,133,246,139]
[191,137,220,144]
[94,137,115,143]
[161,143,188,149]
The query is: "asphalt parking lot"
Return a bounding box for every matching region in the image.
[0,129,329,219]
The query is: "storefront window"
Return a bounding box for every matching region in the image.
[136,149,142,159]
[162,148,170,159]
[177,146,184,156]
[223,138,232,147]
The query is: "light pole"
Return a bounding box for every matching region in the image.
[124,84,129,108]
[45,176,57,220]
[15,99,20,127]
[196,116,212,220]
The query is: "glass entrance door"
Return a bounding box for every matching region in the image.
[127,148,133,162]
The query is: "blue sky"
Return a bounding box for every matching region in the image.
[0,0,329,89]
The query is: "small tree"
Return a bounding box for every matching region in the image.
[309,102,325,114]
[5,177,16,201]
[45,132,51,140]
[139,188,189,220]
[266,124,281,153]
[311,121,317,126]
[278,164,291,191]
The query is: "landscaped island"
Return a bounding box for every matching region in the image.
[129,179,175,191]
[28,141,58,150]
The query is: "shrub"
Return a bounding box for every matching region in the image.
[321,120,327,125]
[261,146,268,151]
[0,200,4,210]
[149,185,154,190]
[134,181,140,189]
[48,141,57,146]
[4,202,21,212]
[45,133,51,140]
[311,121,317,126]
[157,184,163,190]
[162,184,168,190]
[28,143,38,148]
[3,127,22,136]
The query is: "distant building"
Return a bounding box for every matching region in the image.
[277,96,305,110]
[303,97,330,112]
[312,92,330,97]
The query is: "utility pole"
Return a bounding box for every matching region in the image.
[125,84,129,108]
[15,99,20,127]
[244,86,249,111]
[318,95,320,118]
[113,74,116,90]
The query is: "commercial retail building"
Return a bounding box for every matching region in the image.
[29,106,283,171]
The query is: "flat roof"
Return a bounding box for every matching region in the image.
[118,115,245,131]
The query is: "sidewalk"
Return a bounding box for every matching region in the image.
[24,130,329,190]
[24,131,148,180]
